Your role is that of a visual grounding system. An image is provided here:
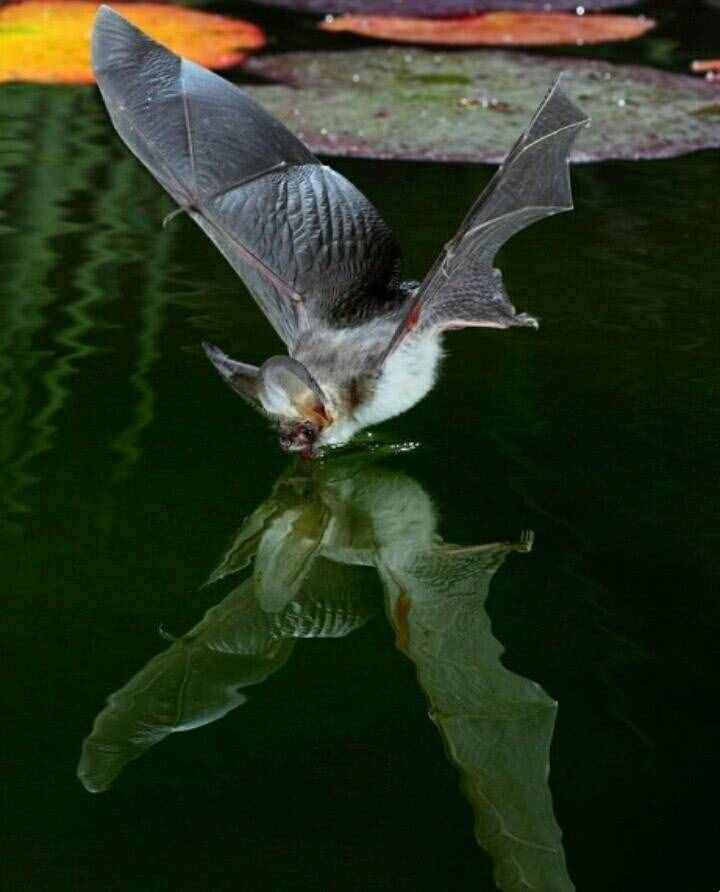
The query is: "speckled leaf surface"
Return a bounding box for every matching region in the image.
[249,0,638,16]
[244,48,720,162]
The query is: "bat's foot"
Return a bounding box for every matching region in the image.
[513,313,540,329]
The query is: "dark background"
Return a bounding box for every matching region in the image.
[2,1,719,889]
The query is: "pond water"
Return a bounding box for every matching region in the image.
[2,1,719,890]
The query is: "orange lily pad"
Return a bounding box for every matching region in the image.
[320,11,655,46]
[0,1,265,85]
[692,59,720,76]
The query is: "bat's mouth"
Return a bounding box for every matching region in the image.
[278,421,320,458]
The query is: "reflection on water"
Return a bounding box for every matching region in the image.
[2,38,718,889]
[79,452,573,891]
[0,85,173,530]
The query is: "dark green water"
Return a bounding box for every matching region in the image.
[2,2,720,890]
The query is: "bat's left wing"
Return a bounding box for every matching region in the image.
[92,7,401,349]
[377,78,588,364]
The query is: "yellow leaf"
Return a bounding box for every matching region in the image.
[0,1,265,85]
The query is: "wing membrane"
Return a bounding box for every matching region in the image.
[92,7,400,347]
[381,78,588,360]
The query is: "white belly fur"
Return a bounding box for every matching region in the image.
[322,334,443,445]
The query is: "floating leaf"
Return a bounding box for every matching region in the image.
[251,0,638,16]
[321,11,655,45]
[0,1,265,85]
[692,59,720,76]
[243,47,720,162]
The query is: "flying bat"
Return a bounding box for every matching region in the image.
[92,7,589,456]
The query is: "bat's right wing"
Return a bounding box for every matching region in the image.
[92,8,401,349]
[379,537,575,892]
[377,78,588,365]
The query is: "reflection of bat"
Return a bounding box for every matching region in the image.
[77,456,574,891]
[93,8,588,456]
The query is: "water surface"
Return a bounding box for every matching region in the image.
[2,3,720,890]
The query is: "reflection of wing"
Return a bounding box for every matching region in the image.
[77,579,294,793]
[380,79,588,363]
[380,538,575,892]
[78,565,378,793]
[92,8,401,347]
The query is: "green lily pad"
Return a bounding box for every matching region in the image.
[244,48,720,162]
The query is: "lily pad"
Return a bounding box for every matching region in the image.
[321,11,656,45]
[692,59,720,76]
[244,47,720,162]
[0,1,264,85]
[250,0,638,15]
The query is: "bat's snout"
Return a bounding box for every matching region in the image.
[278,421,320,458]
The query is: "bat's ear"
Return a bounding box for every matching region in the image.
[202,342,262,409]
[259,356,329,424]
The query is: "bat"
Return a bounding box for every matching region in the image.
[92,7,589,457]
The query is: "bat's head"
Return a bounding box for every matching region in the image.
[203,344,331,457]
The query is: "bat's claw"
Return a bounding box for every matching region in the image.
[158,623,177,642]
[514,313,540,329]
[162,206,184,228]
[515,530,535,553]
[163,203,197,228]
